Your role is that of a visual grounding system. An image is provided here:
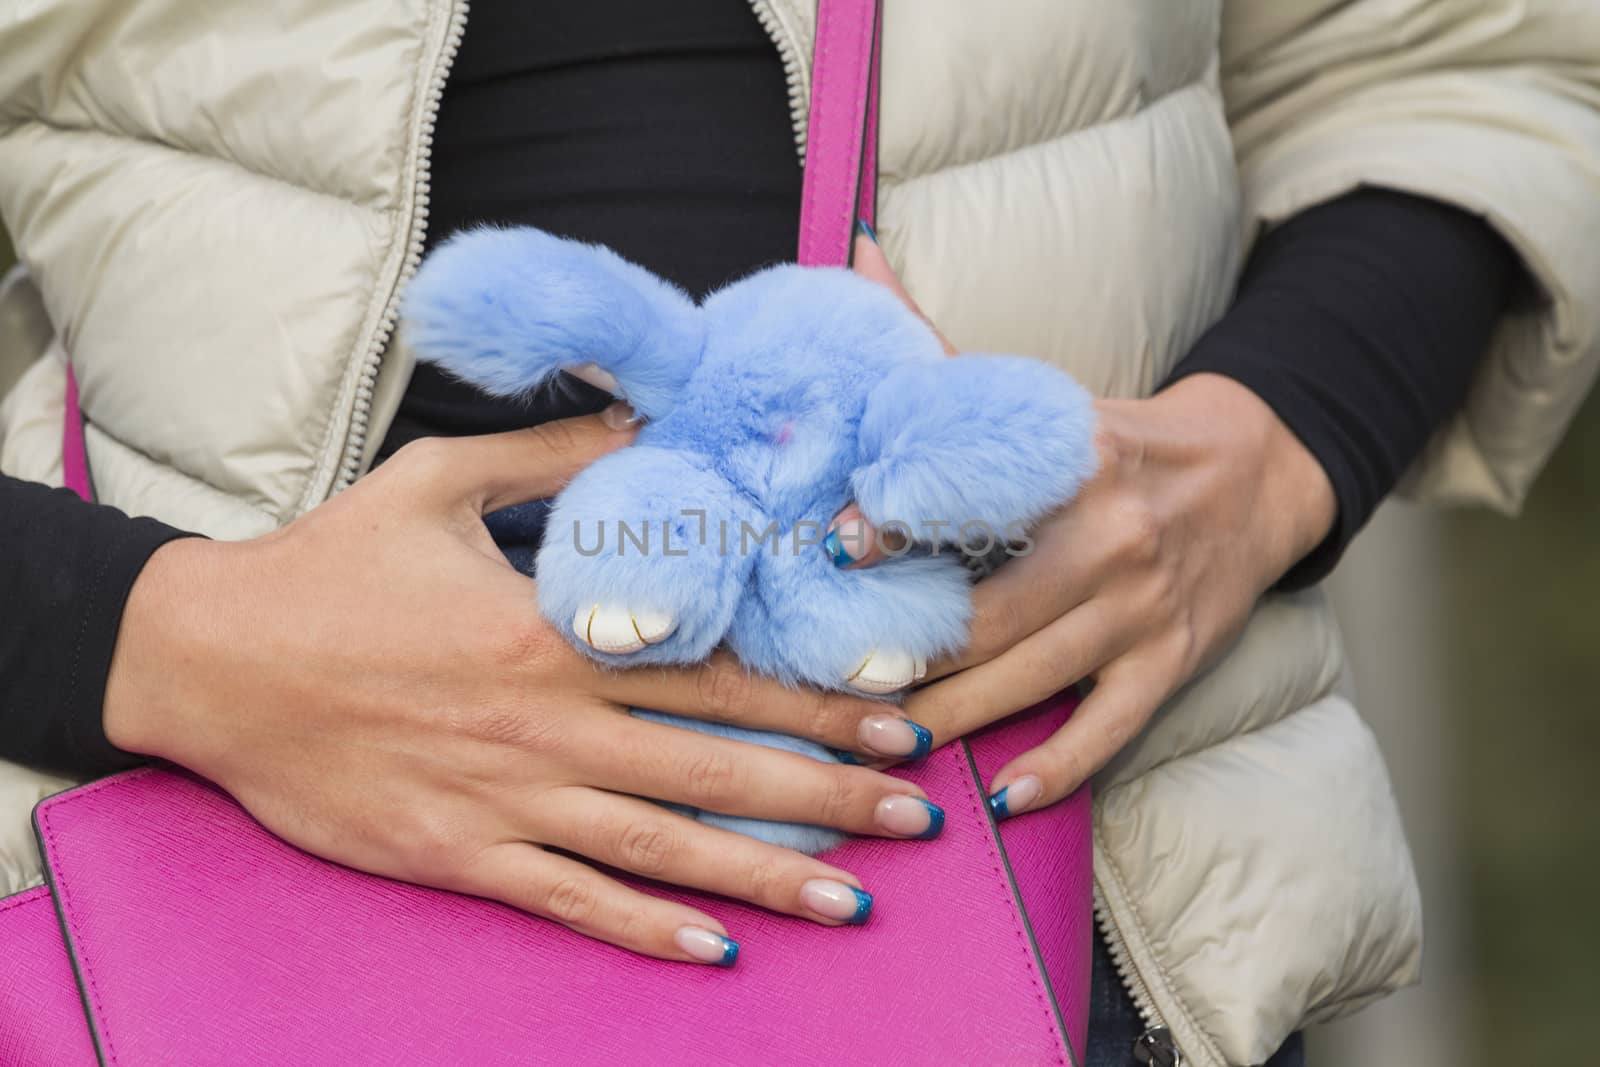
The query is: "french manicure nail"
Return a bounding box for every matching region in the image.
[987,775,1043,821]
[800,879,873,924]
[600,400,641,430]
[822,528,857,567]
[858,715,934,759]
[830,749,866,765]
[675,926,740,967]
[566,362,621,394]
[876,794,945,839]
[856,218,879,244]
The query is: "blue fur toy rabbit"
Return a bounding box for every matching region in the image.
[404,226,1097,854]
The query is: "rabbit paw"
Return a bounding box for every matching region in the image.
[843,648,928,695]
[573,602,678,655]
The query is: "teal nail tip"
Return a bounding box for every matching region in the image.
[831,749,866,765]
[717,937,741,967]
[911,798,946,840]
[846,887,874,925]
[822,529,857,567]
[906,720,933,760]
[988,786,1013,821]
[856,218,879,243]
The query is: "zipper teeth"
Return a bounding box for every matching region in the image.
[1094,895,1164,1032]
[333,0,469,492]
[747,0,809,161]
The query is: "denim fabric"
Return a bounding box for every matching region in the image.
[1087,932,1305,1067]
[485,499,552,575]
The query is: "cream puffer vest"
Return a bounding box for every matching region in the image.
[4,2,1600,1063]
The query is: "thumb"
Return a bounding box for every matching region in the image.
[400,404,640,516]
[851,223,958,355]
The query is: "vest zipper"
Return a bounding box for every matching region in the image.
[1096,893,1185,1064]
[330,0,469,493]
[747,0,810,160]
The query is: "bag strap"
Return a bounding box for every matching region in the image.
[58,0,885,500]
[62,365,92,503]
[796,0,883,269]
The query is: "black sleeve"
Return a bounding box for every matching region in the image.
[1166,187,1517,588]
[0,474,190,775]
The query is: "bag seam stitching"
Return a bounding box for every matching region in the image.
[955,744,1069,1065]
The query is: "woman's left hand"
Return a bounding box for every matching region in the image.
[842,234,1337,813]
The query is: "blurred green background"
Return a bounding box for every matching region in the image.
[1,224,1596,1066]
[1444,395,1600,1064]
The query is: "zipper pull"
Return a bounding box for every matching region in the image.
[1132,1025,1182,1067]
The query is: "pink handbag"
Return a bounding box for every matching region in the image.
[0,2,1093,1063]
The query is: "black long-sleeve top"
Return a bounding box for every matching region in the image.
[0,0,1516,776]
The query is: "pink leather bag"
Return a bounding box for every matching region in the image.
[0,2,1093,1063]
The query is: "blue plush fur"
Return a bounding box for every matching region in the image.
[404,226,1097,854]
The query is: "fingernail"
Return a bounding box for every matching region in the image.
[800,879,873,925]
[858,715,934,759]
[675,926,740,967]
[875,794,945,839]
[856,218,879,244]
[566,362,621,394]
[823,512,875,567]
[830,749,865,765]
[600,400,641,430]
[987,775,1042,821]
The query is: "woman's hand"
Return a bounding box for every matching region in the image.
[839,374,1336,814]
[103,410,945,965]
[907,374,1336,812]
[839,231,1336,811]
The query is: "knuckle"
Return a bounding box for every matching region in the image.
[1139,565,1180,622]
[611,907,652,948]
[462,701,566,754]
[970,595,1026,659]
[393,809,468,879]
[1164,620,1199,675]
[543,876,601,927]
[617,822,678,876]
[391,436,453,482]
[682,751,740,806]
[464,705,531,747]
[802,693,849,744]
[694,661,754,722]
[492,615,558,667]
[815,770,861,827]
[1092,707,1139,757]
[529,419,582,461]
[1059,743,1094,793]
[1112,498,1162,565]
[742,857,788,909]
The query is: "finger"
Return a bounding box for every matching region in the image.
[573,712,942,837]
[923,507,1111,681]
[589,650,934,758]
[984,658,1169,818]
[904,598,1129,748]
[820,504,905,570]
[851,226,958,355]
[395,412,639,515]
[541,788,887,926]
[460,841,741,965]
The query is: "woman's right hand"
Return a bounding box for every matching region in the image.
[102,409,942,965]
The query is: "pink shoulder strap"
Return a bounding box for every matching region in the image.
[62,365,92,502]
[796,0,882,269]
[59,0,884,500]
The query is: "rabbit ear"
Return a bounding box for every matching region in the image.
[852,354,1098,534]
[402,226,704,420]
